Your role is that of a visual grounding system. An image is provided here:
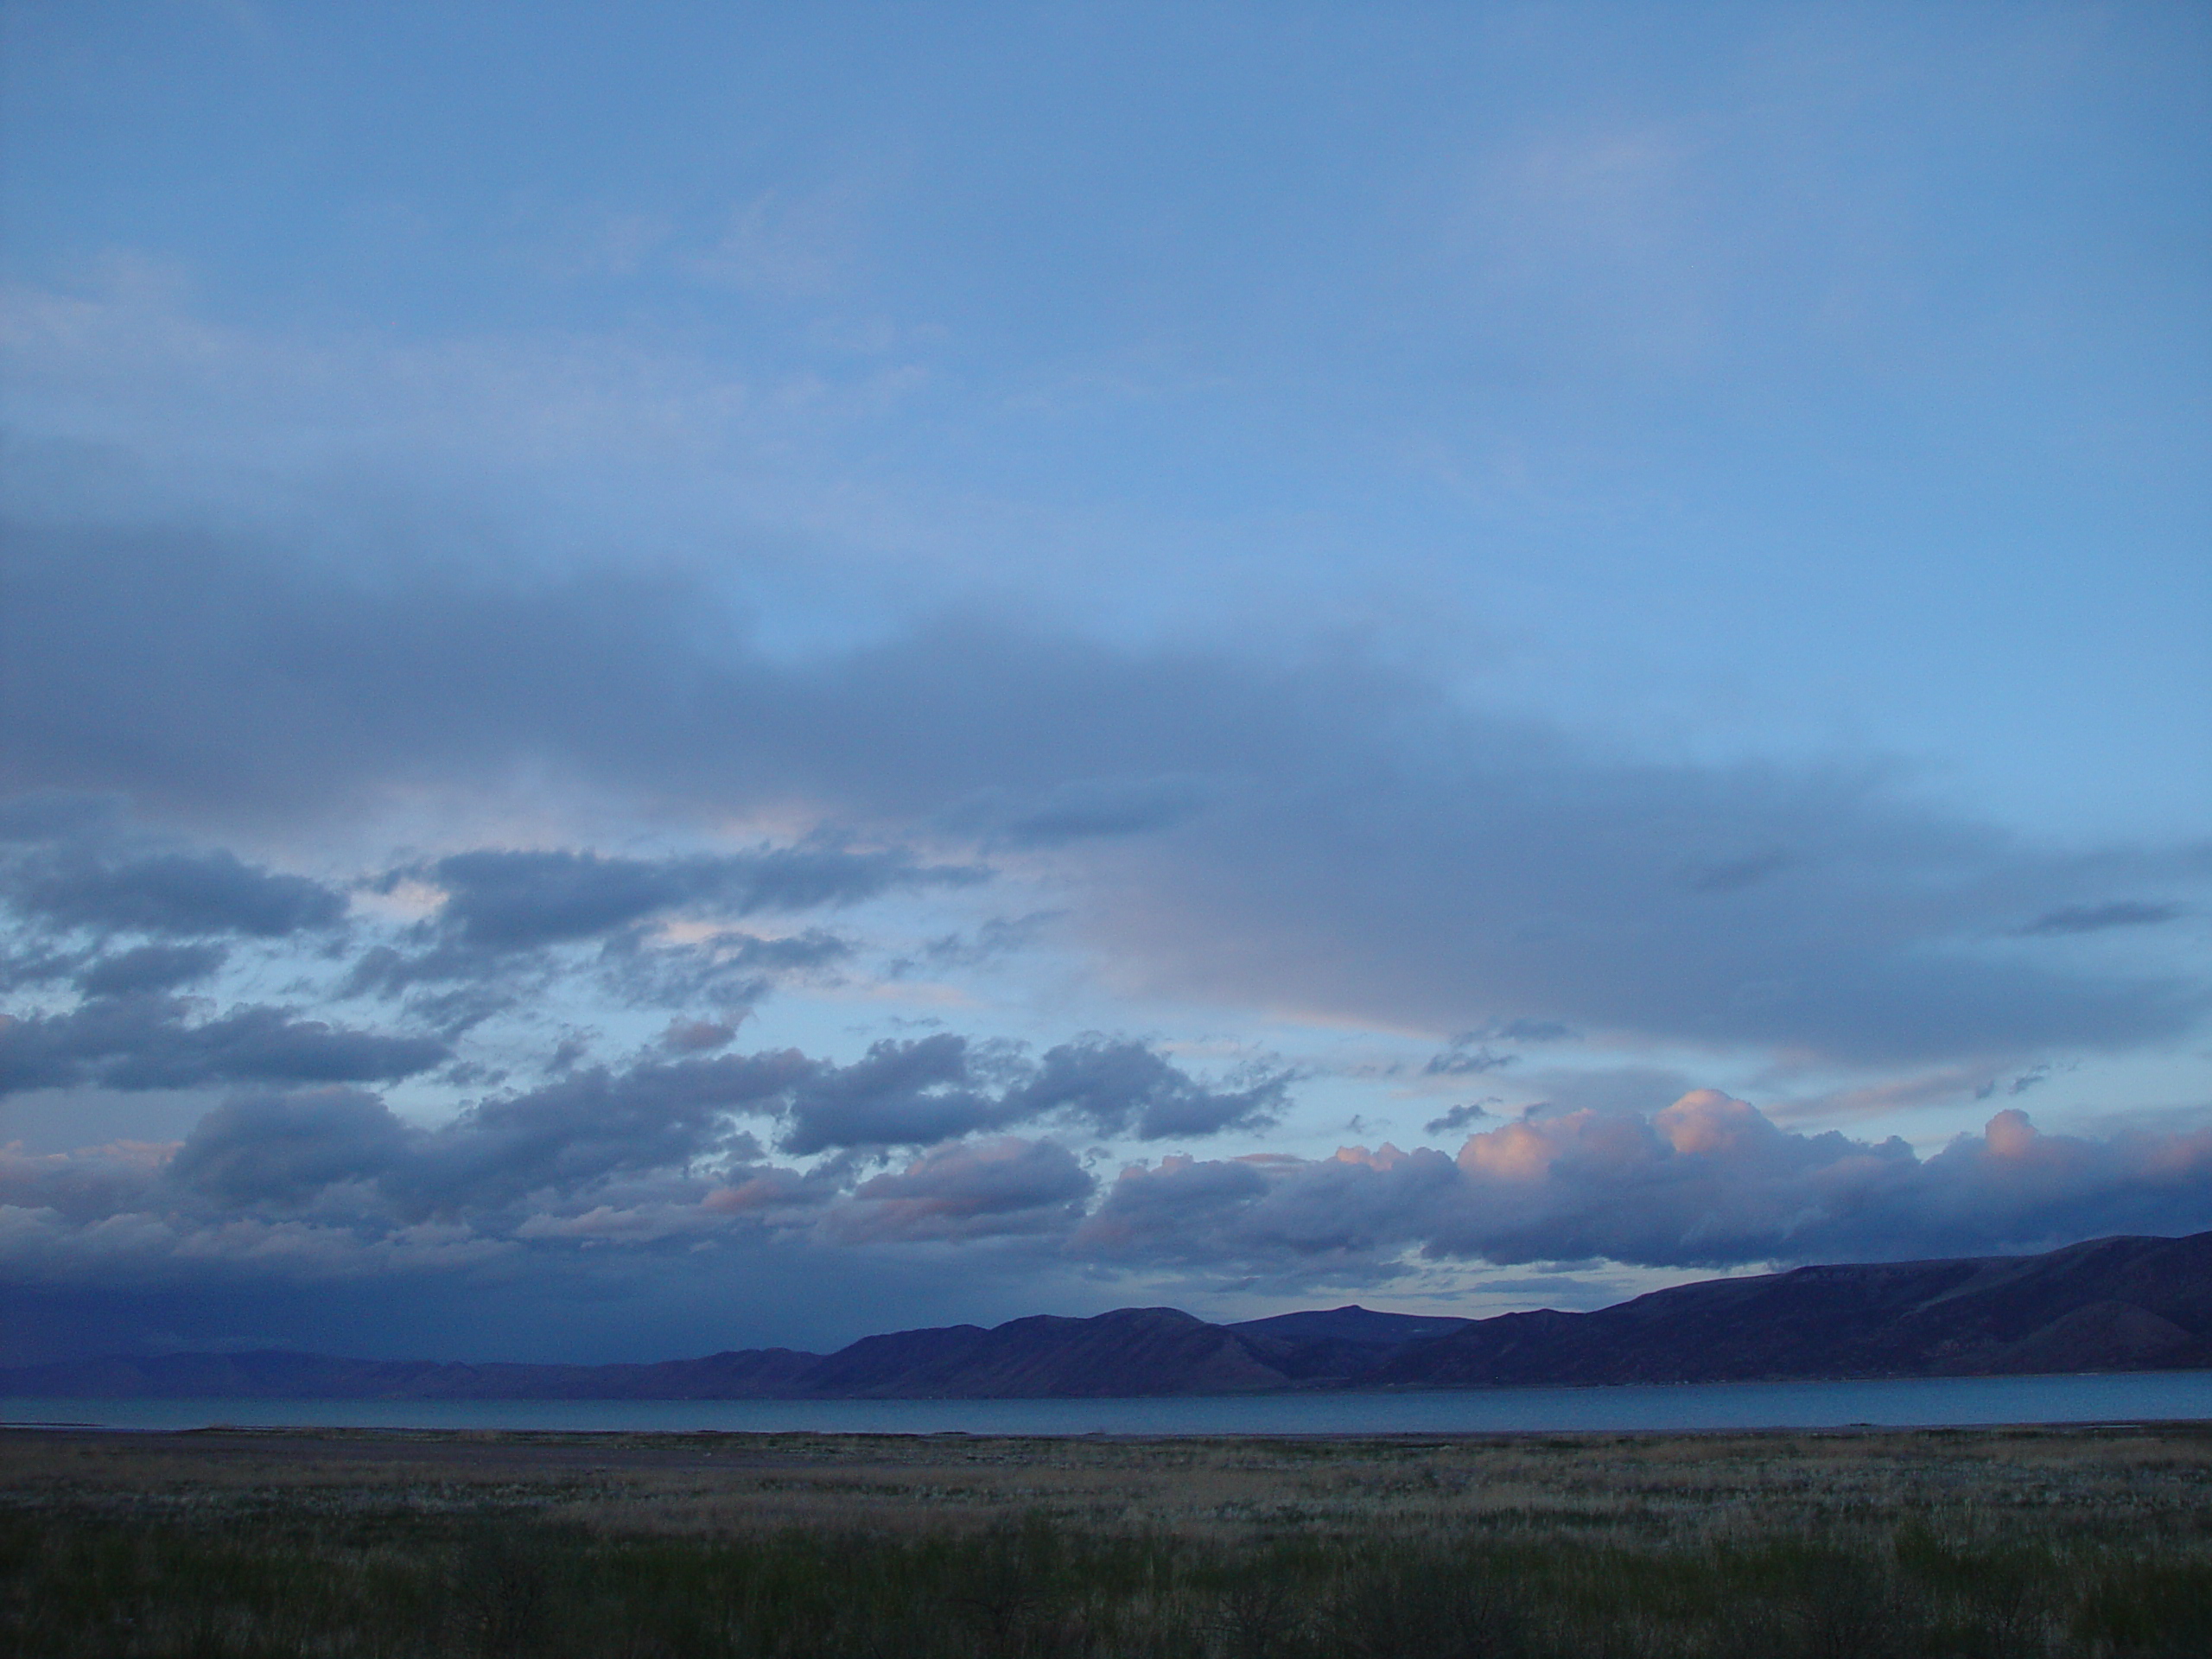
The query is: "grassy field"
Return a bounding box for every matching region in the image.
[3,1421,2209,1656]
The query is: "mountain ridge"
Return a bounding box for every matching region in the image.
[7,1231,2207,1400]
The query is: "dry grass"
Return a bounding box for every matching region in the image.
[4,1423,2209,1655]
[9,1421,2207,1540]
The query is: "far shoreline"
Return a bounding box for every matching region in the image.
[9,1367,2209,1437]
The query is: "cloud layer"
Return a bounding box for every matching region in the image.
[3,5,2206,1371]
[6,518,2202,1066]
[3,515,2206,1363]
[8,1080,2209,1363]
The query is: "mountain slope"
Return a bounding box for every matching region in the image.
[0,1346,826,1401]
[1228,1306,1471,1347]
[6,1231,2205,1400]
[1367,1231,2212,1388]
[804,1307,1298,1398]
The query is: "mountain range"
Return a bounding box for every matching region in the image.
[7,1231,2206,1400]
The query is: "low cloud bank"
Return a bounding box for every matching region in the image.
[0,1030,1281,1255]
[5,1086,2208,1345]
[1082,1093,2212,1275]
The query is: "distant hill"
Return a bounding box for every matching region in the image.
[6,1231,2205,1401]
[1227,1306,1472,1347]
[0,1345,823,1402]
[1363,1230,2212,1389]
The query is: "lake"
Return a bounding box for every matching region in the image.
[8,1370,2210,1435]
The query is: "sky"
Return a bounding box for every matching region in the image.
[1,1,2208,1366]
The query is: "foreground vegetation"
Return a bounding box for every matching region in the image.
[3,1423,2209,1656]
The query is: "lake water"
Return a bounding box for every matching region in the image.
[7,1371,2210,1436]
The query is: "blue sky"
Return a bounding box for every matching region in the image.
[1,2,2207,1365]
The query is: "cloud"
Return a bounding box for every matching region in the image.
[150,1051,805,1220]
[946,775,1208,849]
[835,1137,1095,1243]
[0,994,449,1097]
[8,847,346,938]
[1423,1040,1515,1077]
[52,1026,1282,1238]
[1491,1020,1574,1043]
[776,1033,1001,1156]
[1498,1066,1698,1120]
[408,845,979,951]
[683,183,865,297]
[1765,1066,1992,1125]
[88,1029,1268,1222]
[1974,1061,2074,1102]
[1006,1038,1288,1141]
[78,942,228,997]
[1076,1092,2212,1277]
[7,517,2200,1065]
[0,791,125,846]
[1423,1102,1493,1136]
[777,1034,1291,1155]
[661,1018,738,1053]
[8,1080,2210,1364]
[168,1087,411,1207]
[911,912,1061,973]
[330,868,867,1033]
[588,926,856,1018]
[314,845,920,1031]
[0,1136,175,1225]
[2012,900,2187,937]
[393,1052,807,1214]
[1681,849,1791,894]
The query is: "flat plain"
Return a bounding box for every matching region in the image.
[4,1421,2209,1656]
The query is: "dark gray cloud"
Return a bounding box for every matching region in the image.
[119,1032,1266,1217]
[10,848,345,938]
[1005,1038,1287,1141]
[1422,1040,1515,1077]
[312,846,897,1041]
[1975,1062,2068,1101]
[340,944,474,1000]
[78,943,227,998]
[1077,1094,2212,1276]
[777,1034,1290,1155]
[2,516,2204,1065]
[9,1077,2211,1364]
[836,1138,1095,1242]
[168,1087,412,1207]
[0,942,86,995]
[2012,900,2187,937]
[410,845,976,951]
[0,993,449,1097]
[777,1034,1001,1156]
[661,1017,739,1053]
[338,895,857,1034]
[590,926,854,1014]
[1422,1102,1494,1136]
[156,1052,804,1217]
[912,912,1061,973]
[31,1027,1256,1228]
[392,1052,804,1212]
